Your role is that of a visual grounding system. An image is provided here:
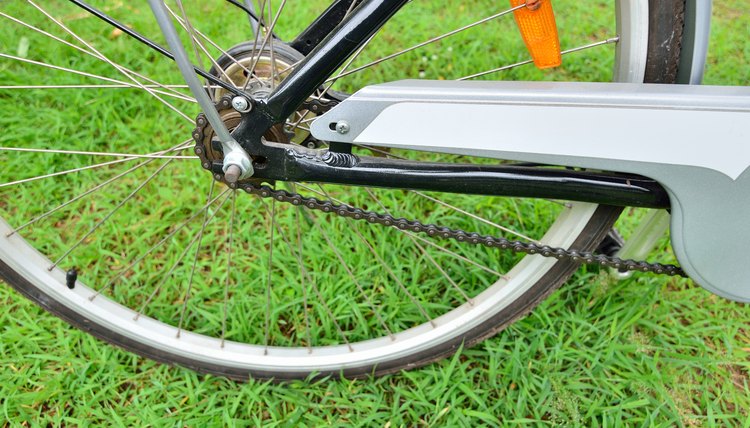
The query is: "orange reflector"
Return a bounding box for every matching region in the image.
[509,0,562,69]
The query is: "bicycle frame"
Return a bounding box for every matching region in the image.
[135,0,750,300]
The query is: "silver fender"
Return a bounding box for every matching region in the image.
[311,80,750,301]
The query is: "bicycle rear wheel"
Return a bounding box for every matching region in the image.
[0,0,685,379]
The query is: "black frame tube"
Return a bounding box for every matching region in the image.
[260,151,671,209]
[289,0,362,55]
[264,0,410,121]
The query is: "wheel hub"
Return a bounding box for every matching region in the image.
[192,41,316,177]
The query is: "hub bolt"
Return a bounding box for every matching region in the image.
[231,96,252,113]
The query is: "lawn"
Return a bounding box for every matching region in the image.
[0,1,748,426]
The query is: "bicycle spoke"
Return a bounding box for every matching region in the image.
[48,159,175,271]
[241,0,268,90]
[221,190,237,348]
[293,207,352,350]
[325,4,524,83]
[134,224,207,321]
[460,37,619,80]
[294,183,504,278]
[167,3,237,86]
[261,192,352,351]
[316,185,435,328]
[0,147,195,159]
[93,187,229,300]
[0,145,191,189]
[3,140,191,236]
[402,229,507,279]
[0,53,195,107]
[275,59,302,76]
[165,6,260,83]
[7,158,158,237]
[173,0,206,70]
[28,0,194,122]
[366,189,473,305]
[243,0,287,89]
[410,191,538,243]
[304,208,395,340]
[288,187,314,352]
[0,11,194,102]
[242,0,260,36]
[267,0,278,89]
[0,85,195,101]
[263,197,276,353]
[177,182,227,338]
[350,219,435,328]
[258,197,312,352]
[0,84,187,90]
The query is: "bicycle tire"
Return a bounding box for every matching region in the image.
[645,0,686,83]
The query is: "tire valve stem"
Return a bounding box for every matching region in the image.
[66,267,78,290]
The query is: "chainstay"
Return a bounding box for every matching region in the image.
[234,181,687,278]
[193,96,686,278]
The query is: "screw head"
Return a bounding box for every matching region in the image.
[335,121,350,135]
[231,96,252,113]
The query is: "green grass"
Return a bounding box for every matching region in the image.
[1,1,749,426]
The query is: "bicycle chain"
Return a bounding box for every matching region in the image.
[192,99,687,278]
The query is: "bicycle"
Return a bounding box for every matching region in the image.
[0,0,746,380]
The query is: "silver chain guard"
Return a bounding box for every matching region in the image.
[311,80,750,301]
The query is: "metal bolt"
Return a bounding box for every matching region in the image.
[231,96,252,113]
[224,164,242,184]
[335,121,350,135]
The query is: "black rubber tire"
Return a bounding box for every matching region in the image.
[645,0,686,83]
